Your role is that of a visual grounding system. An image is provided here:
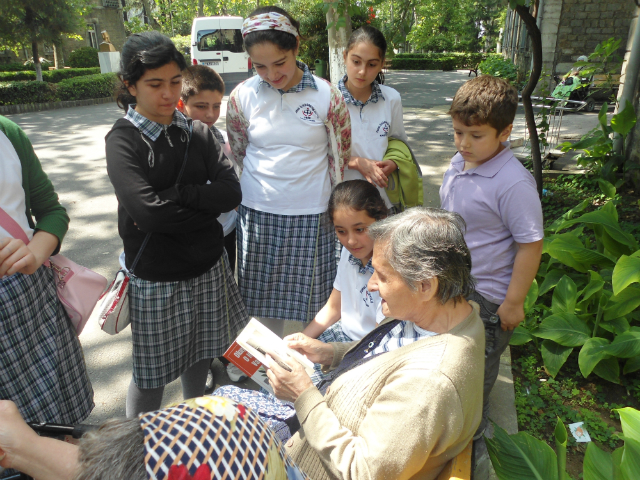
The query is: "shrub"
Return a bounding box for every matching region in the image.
[0,62,35,72]
[56,73,117,101]
[0,81,57,106]
[68,47,99,68]
[478,56,518,83]
[391,52,501,70]
[0,68,101,83]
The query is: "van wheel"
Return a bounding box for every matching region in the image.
[585,98,596,112]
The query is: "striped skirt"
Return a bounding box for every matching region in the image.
[0,266,94,423]
[130,252,249,389]
[236,205,337,322]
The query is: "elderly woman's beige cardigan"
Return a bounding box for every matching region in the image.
[287,304,485,480]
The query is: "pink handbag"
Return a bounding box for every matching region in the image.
[0,207,107,335]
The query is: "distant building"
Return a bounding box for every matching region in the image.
[60,0,127,64]
[502,0,635,76]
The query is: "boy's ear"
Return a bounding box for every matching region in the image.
[177,98,185,113]
[499,124,513,140]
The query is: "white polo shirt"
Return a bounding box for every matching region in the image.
[334,246,385,340]
[341,80,408,208]
[0,130,33,240]
[234,74,334,215]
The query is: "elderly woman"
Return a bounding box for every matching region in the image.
[220,207,485,479]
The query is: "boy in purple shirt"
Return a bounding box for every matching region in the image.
[439,75,543,437]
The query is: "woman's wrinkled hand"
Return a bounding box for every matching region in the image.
[0,237,40,277]
[265,355,314,403]
[283,333,334,366]
[0,400,37,470]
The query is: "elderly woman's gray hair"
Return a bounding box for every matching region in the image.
[368,207,474,303]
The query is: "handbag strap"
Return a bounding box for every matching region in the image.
[130,123,193,275]
[0,206,30,245]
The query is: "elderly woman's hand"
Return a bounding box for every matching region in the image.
[0,400,38,470]
[284,333,335,366]
[265,355,314,403]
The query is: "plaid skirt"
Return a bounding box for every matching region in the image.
[236,205,337,322]
[130,252,249,389]
[310,321,354,385]
[0,266,94,423]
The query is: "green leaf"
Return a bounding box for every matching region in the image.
[486,423,558,480]
[546,199,591,232]
[547,236,616,273]
[555,203,638,251]
[552,276,578,314]
[598,102,609,129]
[539,269,568,296]
[583,442,613,480]
[597,178,616,198]
[554,418,567,480]
[612,254,640,295]
[578,337,611,377]
[511,326,534,346]
[535,313,592,347]
[593,357,620,383]
[542,340,573,377]
[524,279,539,313]
[601,229,633,258]
[599,317,630,335]
[611,100,637,137]
[602,332,640,358]
[623,356,640,374]
[604,287,640,321]
[612,447,624,479]
[579,270,605,303]
[619,436,640,479]
[616,407,640,442]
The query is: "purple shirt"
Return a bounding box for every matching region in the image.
[439,145,543,304]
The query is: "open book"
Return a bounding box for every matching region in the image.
[223,318,315,394]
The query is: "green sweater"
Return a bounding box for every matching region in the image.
[0,116,69,252]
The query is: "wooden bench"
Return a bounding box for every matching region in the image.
[436,440,473,480]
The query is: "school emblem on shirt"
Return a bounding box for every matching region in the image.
[296,103,320,122]
[376,121,390,137]
[360,285,373,307]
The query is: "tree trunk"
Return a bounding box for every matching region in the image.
[515,3,543,197]
[198,0,204,17]
[141,0,161,30]
[53,43,59,69]
[324,0,351,84]
[31,37,42,82]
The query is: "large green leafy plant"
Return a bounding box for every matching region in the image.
[487,407,640,479]
[512,189,640,384]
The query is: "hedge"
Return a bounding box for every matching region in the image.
[391,53,502,71]
[0,73,117,106]
[0,68,101,83]
[56,73,118,101]
[0,62,35,72]
[68,47,100,68]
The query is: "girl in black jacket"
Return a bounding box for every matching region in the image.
[105,31,248,417]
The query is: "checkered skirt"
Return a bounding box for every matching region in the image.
[236,205,337,322]
[310,321,354,385]
[130,252,249,389]
[0,266,94,423]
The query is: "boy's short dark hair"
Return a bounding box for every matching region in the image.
[181,65,225,102]
[448,75,518,134]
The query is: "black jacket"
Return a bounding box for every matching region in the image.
[105,118,241,281]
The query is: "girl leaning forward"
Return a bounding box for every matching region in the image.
[227,7,351,334]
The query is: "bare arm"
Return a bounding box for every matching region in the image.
[348,157,389,188]
[0,401,79,480]
[497,239,543,331]
[0,230,58,277]
[302,289,342,339]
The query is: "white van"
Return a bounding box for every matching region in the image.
[190,16,253,88]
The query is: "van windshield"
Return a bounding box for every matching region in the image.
[197,29,243,53]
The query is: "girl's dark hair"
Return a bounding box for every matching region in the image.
[328,180,388,224]
[346,26,387,85]
[243,6,300,53]
[116,31,187,112]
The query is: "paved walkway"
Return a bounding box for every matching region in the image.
[9,70,598,470]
